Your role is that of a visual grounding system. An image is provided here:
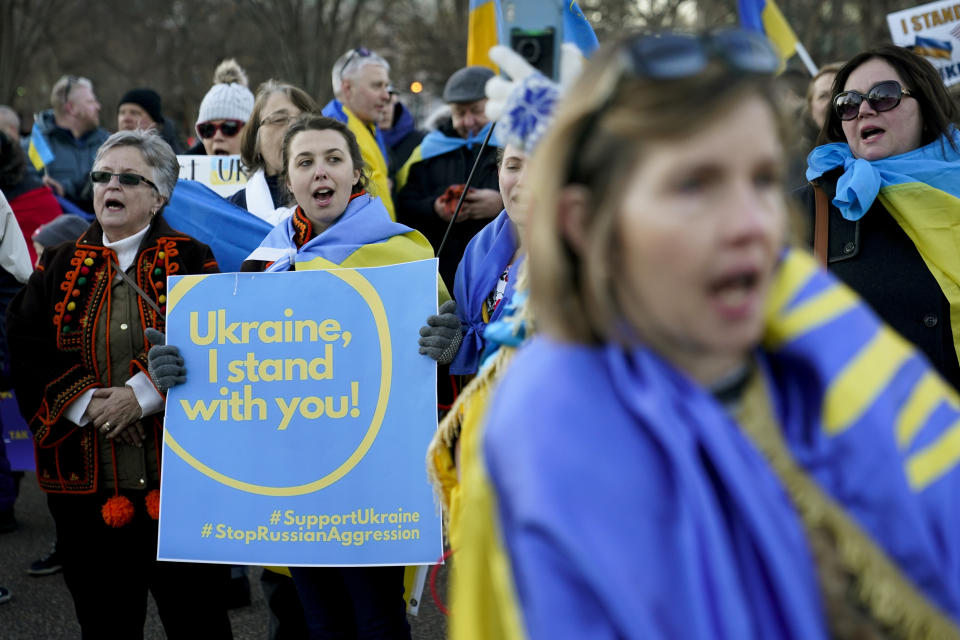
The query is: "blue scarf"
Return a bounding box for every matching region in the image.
[418,121,500,164]
[806,129,960,221]
[247,194,424,271]
[450,211,519,375]
[321,99,389,169]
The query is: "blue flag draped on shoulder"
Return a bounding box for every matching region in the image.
[164,179,274,273]
[249,194,433,272]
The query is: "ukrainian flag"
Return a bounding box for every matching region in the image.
[467,0,599,70]
[739,0,799,64]
[467,0,500,70]
[27,123,54,171]
[913,36,953,60]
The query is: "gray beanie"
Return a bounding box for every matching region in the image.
[443,66,495,104]
[33,214,90,248]
[196,59,254,126]
[196,83,254,126]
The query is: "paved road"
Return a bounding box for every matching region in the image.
[0,472,449,639]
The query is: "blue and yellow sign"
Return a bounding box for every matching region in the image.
[1,391,34,472]
[157,260,443,566]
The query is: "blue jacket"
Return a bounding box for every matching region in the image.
[29,109,109,212]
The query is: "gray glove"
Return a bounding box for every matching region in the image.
[146,328,186,391]
[418,300,463,365]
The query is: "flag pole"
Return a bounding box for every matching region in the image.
[795,41,818,76]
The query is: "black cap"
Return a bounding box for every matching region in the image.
[442,66,495,104]
[118,88,163,124]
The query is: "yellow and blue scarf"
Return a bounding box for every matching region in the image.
[807,130,960,366]
[248,193,432,272]
[450,249,960,639]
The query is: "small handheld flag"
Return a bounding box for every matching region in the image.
[27,123,54,171]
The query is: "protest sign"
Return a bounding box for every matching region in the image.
[177,155,247,197]
[888,0,960,86]
[1,391,33,471]
[157,259,443,567]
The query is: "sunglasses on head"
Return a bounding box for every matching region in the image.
[196,120,244,139]
[833,80,913,121]
[63,75,78,103]
[567,28,779,183]
[90,170,159,191]
[340,47,371,80]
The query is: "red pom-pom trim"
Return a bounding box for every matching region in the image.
[145,489,161,520]
[101,495,135,528]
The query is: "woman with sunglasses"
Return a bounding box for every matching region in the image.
[188,58,254,157]
[802,46,960,392]
[449,32,960,639]
[6,129,232,638]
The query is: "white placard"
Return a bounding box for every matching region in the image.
[177,155,248,197]
[888,1,960,86]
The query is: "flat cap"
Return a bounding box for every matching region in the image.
[443,66,495,104]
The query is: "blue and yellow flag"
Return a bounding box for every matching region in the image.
[27,123,54,171]
[739,0,799,64]
[913,36,953,60]
[467,0,599,70]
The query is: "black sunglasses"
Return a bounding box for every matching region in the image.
[568,29,779,182]
[196,120,244,139]
[339,47,371,80]
[90,170,159,192]
[833,80,914,121]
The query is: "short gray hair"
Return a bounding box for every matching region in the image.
[331,48,390,98]
[51,75,93,112]
[93,129,179,201]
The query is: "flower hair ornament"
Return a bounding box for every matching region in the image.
[484,43,584,153]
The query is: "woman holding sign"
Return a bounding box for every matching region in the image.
[7,129,232,638]
[153,114,441,638]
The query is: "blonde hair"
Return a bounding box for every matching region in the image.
[527,35,786,344]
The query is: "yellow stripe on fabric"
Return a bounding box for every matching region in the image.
[27,142,45,171]
[765,283,859,349]
[896,372,958,450]
[763,249,820,337]
[467,0,499,71]
[761,0,798,62]
[822,328,913,435]
[881,184,960,370]
[395,145,422,192]
[906,418,960,490]
[343,106,395,220]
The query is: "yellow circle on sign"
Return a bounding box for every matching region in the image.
[163,266,392,496]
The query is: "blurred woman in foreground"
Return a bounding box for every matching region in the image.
[451,31,960,639]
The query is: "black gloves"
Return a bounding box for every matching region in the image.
[418,300,463,365]
[146,328,186,391]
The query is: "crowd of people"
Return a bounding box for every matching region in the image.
[2,22,960,640]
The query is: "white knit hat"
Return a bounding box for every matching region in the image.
[196,59,254,126]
